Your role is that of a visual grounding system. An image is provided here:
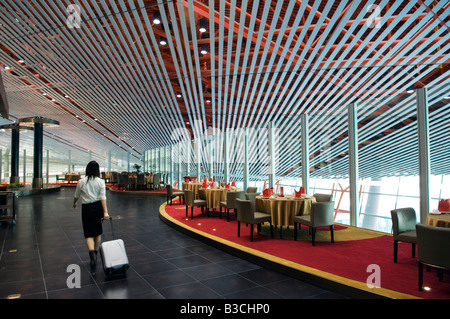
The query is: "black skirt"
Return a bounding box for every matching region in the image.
[81,201,103,238]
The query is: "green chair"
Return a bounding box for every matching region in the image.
[416,224,450,291]
[390,208,417,263]
[235,199,273,242]
[183,189,206,218]
[294,201,335,246]
[313,193,333,202]
[219,191,245,221]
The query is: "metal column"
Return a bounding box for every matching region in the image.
[223,131,229,183]
[268,122,275,189]
[243,128,249,192]
[416,87,430,223]
[348,103,359,227]
[33,121,43,188]
[301,114,310,194]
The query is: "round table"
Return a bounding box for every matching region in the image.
[202,187,241,209]
[182,182,203,199]
[426,213,450,228]
[254,195,316,227]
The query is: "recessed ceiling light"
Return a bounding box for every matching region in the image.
[4,66,10,70]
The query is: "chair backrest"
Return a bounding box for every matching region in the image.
[111,172,118,183]
[245,192,260,205]
[117,173,123,185]
[198,188,206,200]
[416,224,450,269]
[153,173,160,184]
[183,189,194,206]
[313,193,333,202]
[235,199,254,224]
[122,174,129,184]
[390,207,417,237]
[137,173,145,184]
[246,187,258,193]
[311,201,335,227]
[226,191,245,209]
[166,184,173,196]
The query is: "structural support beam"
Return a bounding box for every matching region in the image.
[195,138,201,179]
[348,103,359,227]
[268,122,276,189]
[0,123,33,184]
[209,135,214,180]
[243,128,249,192]
[416,87,430,223]
[223,131,229,183]
[301,114,310,194]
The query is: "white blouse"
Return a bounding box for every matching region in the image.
[74,176,106,204]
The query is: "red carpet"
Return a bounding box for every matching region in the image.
[161,201,450,299]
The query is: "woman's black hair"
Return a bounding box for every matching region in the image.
[85,161,100,181]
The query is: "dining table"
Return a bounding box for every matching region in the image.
[65,173,81,183]
[198,187,242,211]
[426,212,450,228]
[182,182,203,199]
[254,194,316,238]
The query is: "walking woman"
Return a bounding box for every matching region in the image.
[73,161,109,275]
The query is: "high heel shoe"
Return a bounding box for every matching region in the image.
[89,250,97,275]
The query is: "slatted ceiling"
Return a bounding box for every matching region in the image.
[0,0,449,176]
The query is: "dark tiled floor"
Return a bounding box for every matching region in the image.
[0,187,346,300]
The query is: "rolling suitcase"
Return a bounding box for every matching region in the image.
[99,217,129,277]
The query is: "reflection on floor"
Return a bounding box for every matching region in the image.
[0,187,346,299]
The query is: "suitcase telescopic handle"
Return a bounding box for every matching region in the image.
[102,217,115,240]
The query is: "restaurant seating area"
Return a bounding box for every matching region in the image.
[160,187,450,299]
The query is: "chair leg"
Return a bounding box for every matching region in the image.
[185,205,188,218]
[294,222,298,241]
[237,221,240,237]
[330,225,334,243]
[419,262,423,291]
[270,224,274,239]
[250,224,254,242]
[227,209,230,222]
[412,243,416,259]
[394,240,398,263]
[191,206,194,219]
[311,227,316,246]
[219,207,222,219]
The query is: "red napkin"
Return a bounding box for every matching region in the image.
[300,186,306,194]
[225,183,230,189]
[231,181,236,187]
[263,188,271,197]
[202,181,208,188]
[209,178,213,182]
[185,178,190,183]
[210,182,215,188]
[280,187,284,196]
[294,189,302,198]
[192,177,197,183]
[438,199,450,212]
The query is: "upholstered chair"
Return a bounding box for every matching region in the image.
[235,199,273,242]
[313,193,333,202]
[183,189,206,218]
[416,224,450,291]
[294,201,335,246]
[219,191,245,221]
[166,184,184,205]
[390,207,418,263]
